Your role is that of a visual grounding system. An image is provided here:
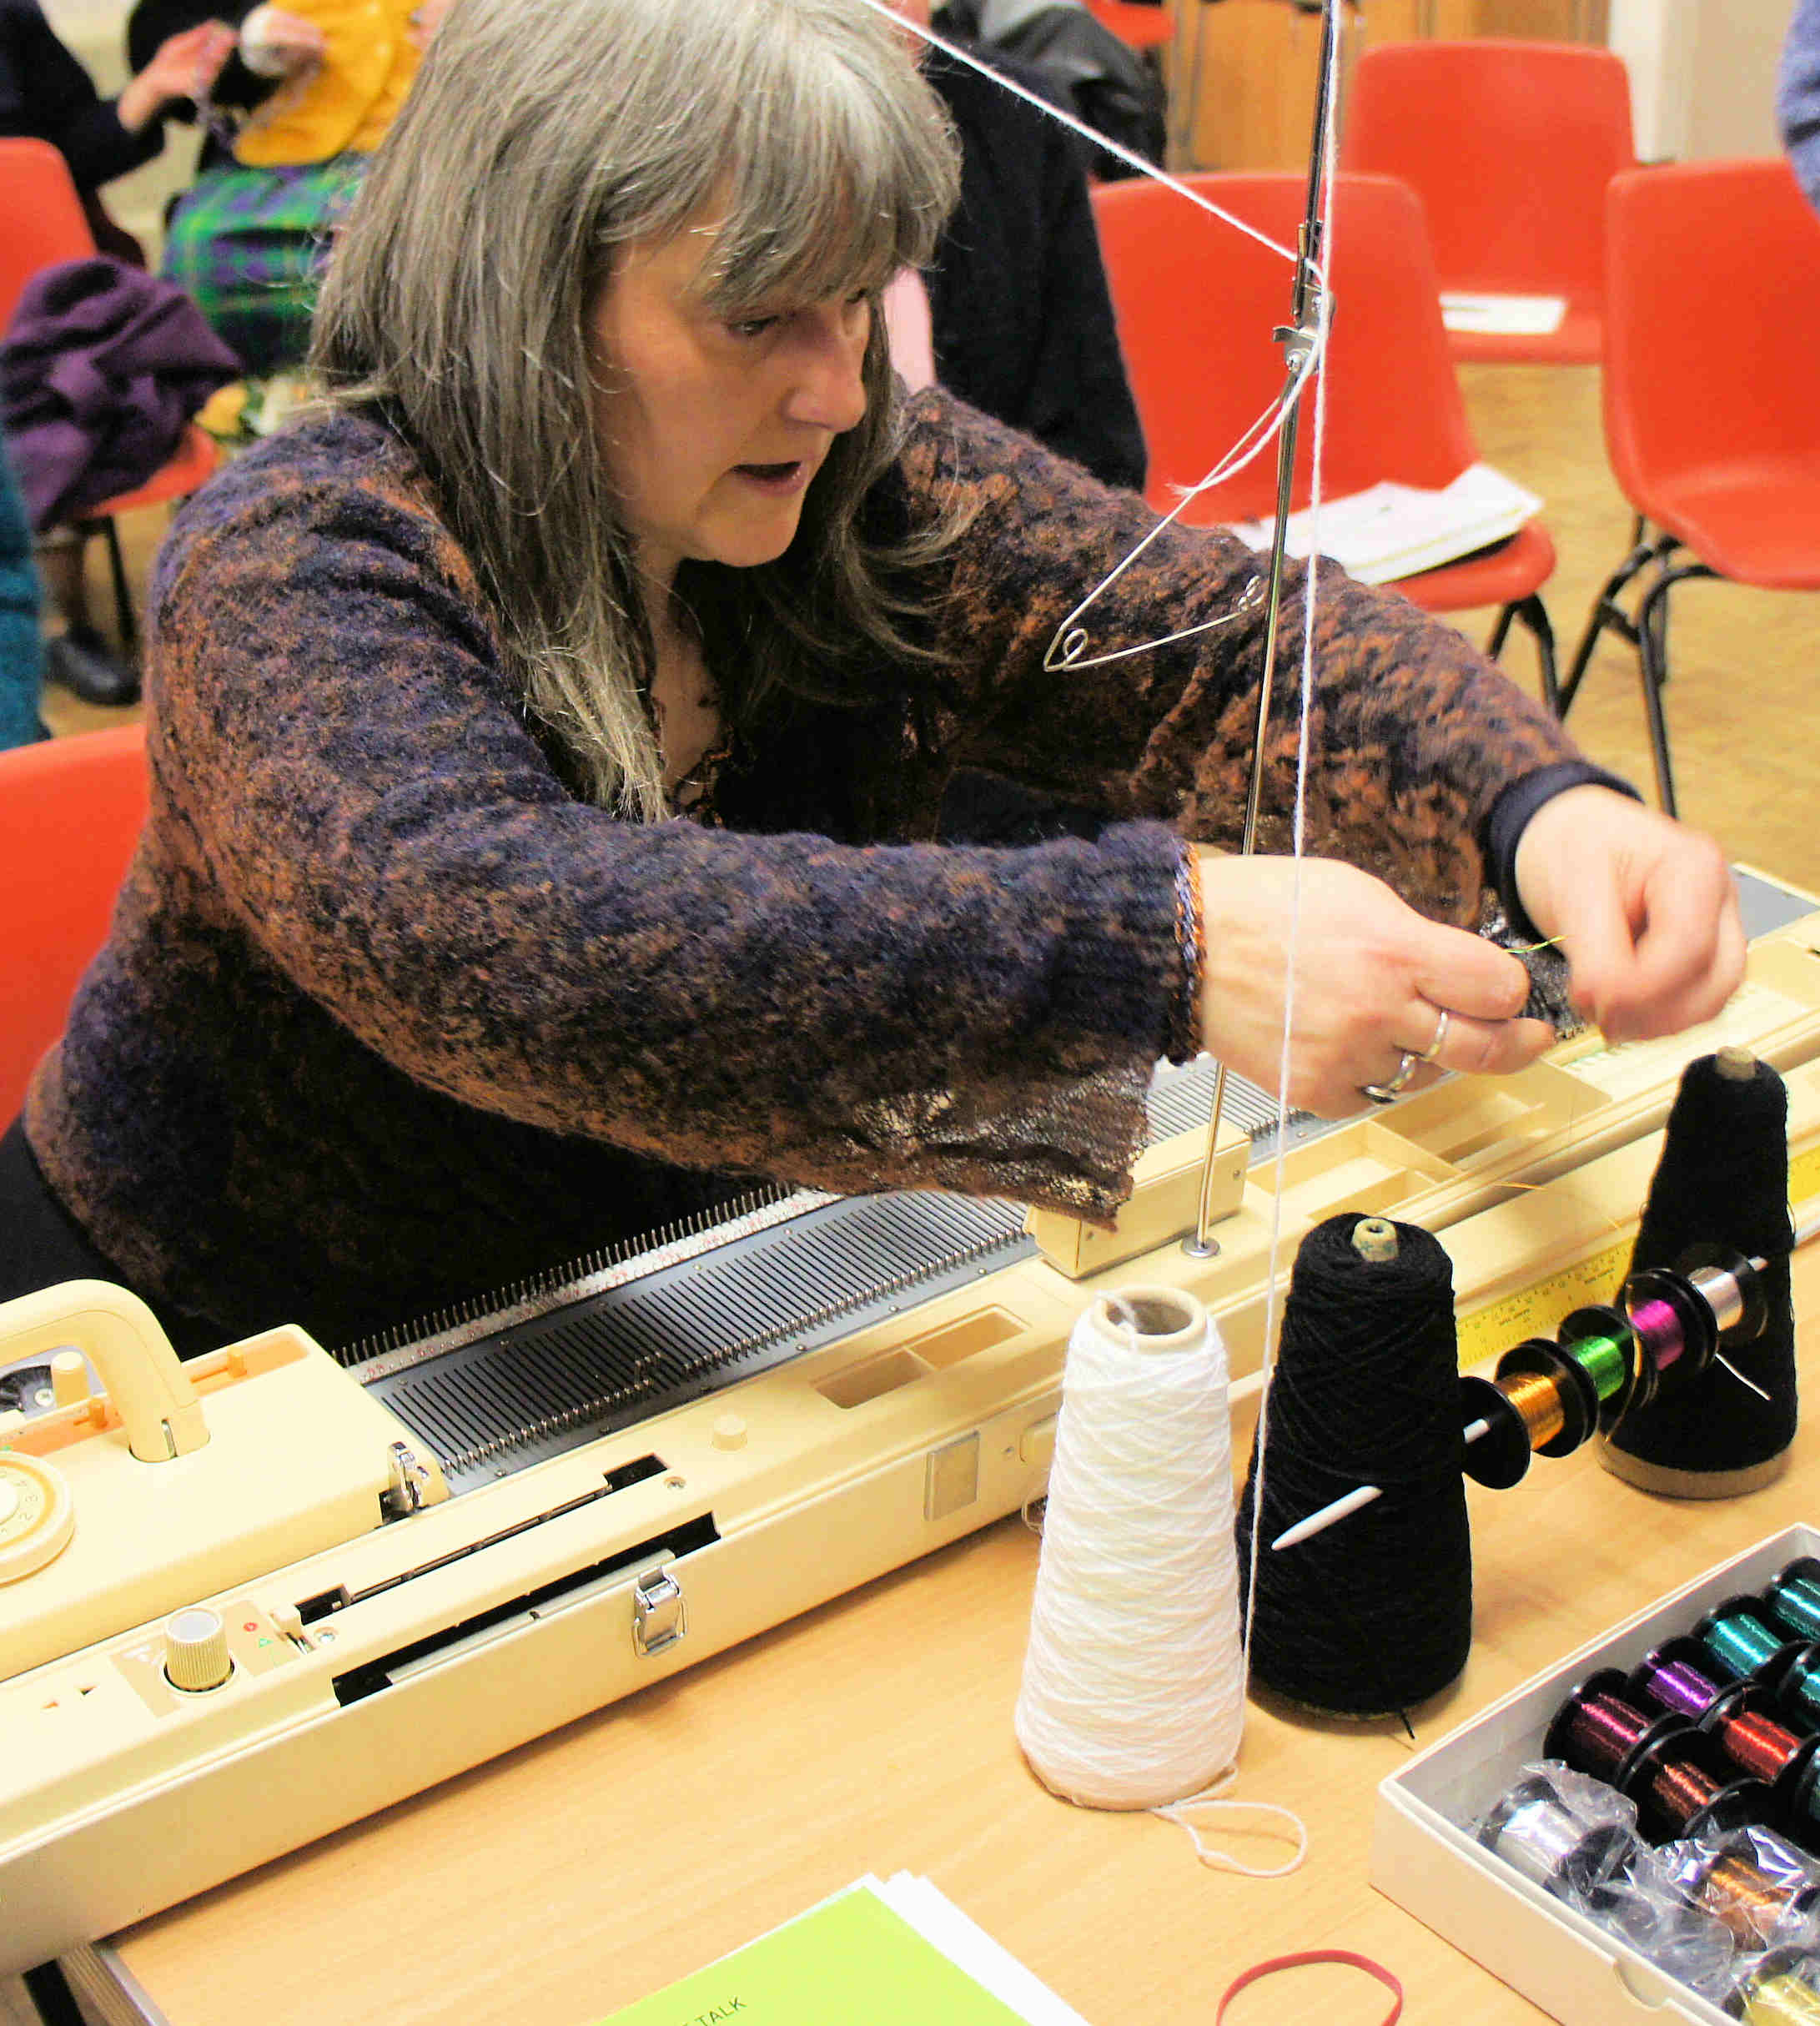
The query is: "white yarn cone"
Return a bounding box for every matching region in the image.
[1014,1286,1245,1809]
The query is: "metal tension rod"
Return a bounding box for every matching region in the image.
[1186,0,1341,1259]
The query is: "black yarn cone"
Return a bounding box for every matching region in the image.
[1237,1212,1471,1716]
[1602,1053,1797,1489]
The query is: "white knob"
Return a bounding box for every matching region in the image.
[50,1350,89,1405]
[711,1414,747,1451]
[164,1606,234,1692]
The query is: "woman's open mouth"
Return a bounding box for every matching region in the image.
[732,460,809,491]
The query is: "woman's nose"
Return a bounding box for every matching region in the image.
[782,299,871,433]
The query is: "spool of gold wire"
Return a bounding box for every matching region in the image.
[1700,1852,1802,1943]
[1498,1368,1567,1451]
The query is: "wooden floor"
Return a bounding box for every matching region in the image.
[43,359,1820,896]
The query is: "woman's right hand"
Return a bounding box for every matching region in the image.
[1193,850,1555,1118]
[238,4,329,78]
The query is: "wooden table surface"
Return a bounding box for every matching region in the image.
[98,1249,1820,2026]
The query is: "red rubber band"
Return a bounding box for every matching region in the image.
[1218,1949,1404,2024]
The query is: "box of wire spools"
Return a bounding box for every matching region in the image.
[1373,1524,1820,2023]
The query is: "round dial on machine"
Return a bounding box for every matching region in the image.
[163,1606,235,1693]
[0,1450,76,1583]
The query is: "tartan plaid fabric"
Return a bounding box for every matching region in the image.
[159,155,367,377]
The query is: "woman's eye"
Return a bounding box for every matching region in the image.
[730,314,780,339]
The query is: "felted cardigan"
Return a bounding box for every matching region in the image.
[26,389,1585,1348]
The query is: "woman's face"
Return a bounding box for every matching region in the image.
[590,211,872,593]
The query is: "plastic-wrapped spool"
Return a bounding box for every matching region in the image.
[1236,1213,1471,1715]
[1476,1765,1641,1911]
[1014,1285,1244,1809]
[1732,1949,1820,2024]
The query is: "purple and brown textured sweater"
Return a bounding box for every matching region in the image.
[27,389,1584,1346]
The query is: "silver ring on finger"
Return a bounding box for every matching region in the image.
[1417,1005,1450,1064]
[1360,1049,1420,1105]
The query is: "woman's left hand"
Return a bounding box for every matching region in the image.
[1512,786,1745,1043]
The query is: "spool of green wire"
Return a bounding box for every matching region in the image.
[1700,1602,1788,1680]
[1562,1330,1630,1405]
[1768,1569,1820,1642]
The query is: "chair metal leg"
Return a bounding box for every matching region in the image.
[1634,571,1679,817]
[1558,527,1679,720]
[1628,556,1717,819]
[1488,596,1559,713]
[95,515,136,655]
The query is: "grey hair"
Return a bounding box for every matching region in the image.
[310,0,963,818]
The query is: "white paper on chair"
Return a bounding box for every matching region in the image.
[1440,291,1568,336]
[1228,463,1543,584]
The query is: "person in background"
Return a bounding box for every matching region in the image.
[1,0,234,708]
[0,0,232,253]
[1780,0,1820,213]
[884,0,1144,491]
[0,434,44,747]
[128,0,445,375]
[0,0,1741,1359]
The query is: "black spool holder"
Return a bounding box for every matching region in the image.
[1500,1337,1601,1457]
[1458,1335,1604,1490]
[1458,1374,1531,1489]
[1623,1265,1718,1386]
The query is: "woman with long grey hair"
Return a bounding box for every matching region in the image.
[2,0,1739,1351]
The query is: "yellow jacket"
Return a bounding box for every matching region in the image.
[234,0,422,166]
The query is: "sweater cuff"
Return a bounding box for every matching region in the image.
[1043,822,1187,1068]
[1482,761,1642,943]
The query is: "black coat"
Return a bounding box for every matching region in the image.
[923,41,1146,491]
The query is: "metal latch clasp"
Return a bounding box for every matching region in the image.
[631,1565,686,1657]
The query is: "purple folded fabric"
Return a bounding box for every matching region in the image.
[1,256,240,530]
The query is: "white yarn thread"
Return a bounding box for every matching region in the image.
[1014,1287,1245,1812]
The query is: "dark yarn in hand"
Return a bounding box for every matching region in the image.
[1479,894,1586,1039]
[1237,1212,1471,1716]
[1603,1053,1797,1484]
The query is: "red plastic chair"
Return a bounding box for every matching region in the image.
[1341,40,1635,364]
[1083,0,1171,53]
[0,137,219,652]
[0,723,149,1124]
[1559,159,1820,817]
[1090,169,1558,704]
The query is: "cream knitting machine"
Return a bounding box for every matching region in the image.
[6,871,1820,1973]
